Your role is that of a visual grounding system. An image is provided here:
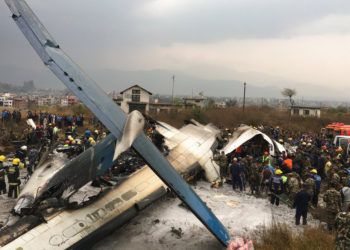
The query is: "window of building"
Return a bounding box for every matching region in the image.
[131,89,141,102]
[303,109,310,116]
[293,109,299,115]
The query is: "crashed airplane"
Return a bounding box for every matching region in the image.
[1,119,225,249]
[2,0,231,248]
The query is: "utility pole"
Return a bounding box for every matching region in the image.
[171,75,175,104]
[243,82,246,112]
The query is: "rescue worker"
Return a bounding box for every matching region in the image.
[249,162,262,195]
[28,148,39,176]
[282,154,293,174]
[323,181,342,230]
[310,169,322,207]
[15,145,27,165]
[293,183,311,225]
[101,132,107,139]
[218,151,228,183]
[230,158,243,192]
[7,158,21,198]
[304,173,315,201]
[93,129,99,140]
[53,125,59,141]
[335,210,350,249]
[88,137,96,147]
[84,129,92,140]
[341,182,350,212]
[46,123,54,141]
[269,169,284,206]
[286,172,301,202]
[0,155,7,194]
[262,151,271,166]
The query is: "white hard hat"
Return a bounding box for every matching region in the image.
[20,145,27,151]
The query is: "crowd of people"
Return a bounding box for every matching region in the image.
[0,111,349,247]
[1,109,21,123]
[214,126,350,249]
[27,111,85,128]
[0,111,108,199]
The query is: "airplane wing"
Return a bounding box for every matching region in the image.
[5,0,230,246]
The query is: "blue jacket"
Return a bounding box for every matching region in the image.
[270,175,284,192]
[313,174,322,191]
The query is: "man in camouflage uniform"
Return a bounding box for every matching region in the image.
[249,161,262,195]
[334,211,350,250]
[286,172,301,201]
[304,174,315,200]
[323,182,342,230]
[214,151,228,184]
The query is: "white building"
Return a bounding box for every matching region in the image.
[119,85,152,113]
[3,100,13,107]
[290,106,321,118]
[183,96,207,108]
[60,98,69,106]
[37,96,57,106]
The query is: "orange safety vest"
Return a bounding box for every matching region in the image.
[283,158,293,170]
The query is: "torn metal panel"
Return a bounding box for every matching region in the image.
[14,134,117,215]
[223,125,286,155]
[157,121,221,182]
[5,0,230,245]
[113,111,145,161]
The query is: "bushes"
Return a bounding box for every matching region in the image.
[254,222,334,250]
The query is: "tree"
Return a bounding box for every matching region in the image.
[206,98,216,109]
[226,98,238,107]
[281,88,297,107]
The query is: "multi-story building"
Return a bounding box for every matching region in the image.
[119,85,152,113]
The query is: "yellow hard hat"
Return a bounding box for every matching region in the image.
[310,169,317,174]
[12,158,21,165]
[0,155,6,162]
[88,137,94,142]
[275,169,283,175]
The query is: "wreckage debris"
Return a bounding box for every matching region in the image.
[170,227,184,239]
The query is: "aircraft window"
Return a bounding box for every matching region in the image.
[121,190,137,201]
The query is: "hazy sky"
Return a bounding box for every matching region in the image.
[1,0,350,97]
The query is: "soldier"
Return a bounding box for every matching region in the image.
[0,155,7,194]
[286,172,301,202]
[334,211,350,250]
[341,182,350,212]
[7,158,21,199]
[323,182,342,230]
[304,174,315,201]
[249,161,262,195]
[293,183,311,225]
[310,169,321,207]
[218,151,228,183]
